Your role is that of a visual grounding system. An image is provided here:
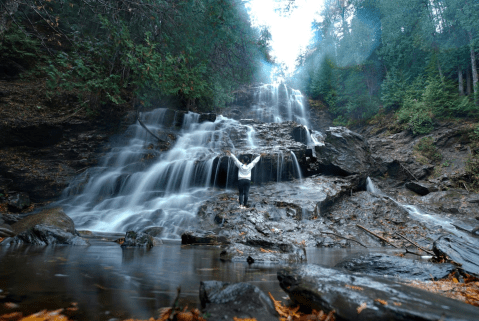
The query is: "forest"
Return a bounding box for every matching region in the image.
[291,0,479,134]
[0,0,272,111]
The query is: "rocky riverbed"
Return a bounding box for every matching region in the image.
[1,83,479,319]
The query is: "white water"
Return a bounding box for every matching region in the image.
[366,177,475,242]
[252,84,309,127]
[57,84,310,235]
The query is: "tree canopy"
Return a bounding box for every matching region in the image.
[291,0,479,133]
[0,0,273,111]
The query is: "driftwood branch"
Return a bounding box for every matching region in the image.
[137,112,166,142]
[395,232,436,256]
[356,224,399,248]
[320,231,367,248]
[400,163,419,181]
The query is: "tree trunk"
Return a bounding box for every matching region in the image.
[0,0,19,35]
[467,67,472,95]
[458,66,464,96]
[470,31,478,105]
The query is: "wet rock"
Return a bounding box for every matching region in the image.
[417,189,478,216]
[198,113,216,123]
[1,214,22,225]
[335,253,457,281]
[7,192,30,212]
[199,281,278,321]
[181,230,229,245]
[278,264,479,321]
[141,226,165,237]
[1,207,89,246]
[405,181,438,196]
[121,230,160,248]
[220,243,305,263]
[433,234,479,276]
[291,125,310,144]
[314,127,373,176]
[0,226,15,237]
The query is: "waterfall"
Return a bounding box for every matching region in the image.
[252,83,309,127]
[57,110,244,237]
[290,151,303,183]
[56,84,313,236]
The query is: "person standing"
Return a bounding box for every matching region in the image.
[226,151,265,208]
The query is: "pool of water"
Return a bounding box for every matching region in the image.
[0,237,401,320]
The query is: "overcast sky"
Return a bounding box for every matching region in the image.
[246,0,324,71]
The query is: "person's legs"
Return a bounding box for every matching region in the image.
[243,180,251,207]
[238,179,246,206]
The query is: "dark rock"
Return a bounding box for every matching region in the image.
[278,264,479,321]
[335,253,457,281]
[405,181,438,196]
[433,234,479,276]
[1,207,89,246]
[198,113,216,123]
[1,214,22,225]
[141,226,165,237]
[0,122,63,148]
[3,224,89,246]
[314,127,373,176]
[7,192,30,212]
[121,230,160,248]
[220,243,306,263]
[0,226,15,237]
[181,230,229,245]
[291,125,310,145]
[199,281,278,321]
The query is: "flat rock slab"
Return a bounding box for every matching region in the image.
[199,281,278,321]
[1,207,89,246]
[335,253,457,281]
[278,264,479,321]
[220,243,306,264]
[433,234,479,276]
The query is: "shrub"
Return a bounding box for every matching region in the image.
[414,137,442,163]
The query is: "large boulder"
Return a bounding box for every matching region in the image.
[405,181,439,196]
[314,127,373,176]
[433,234,479,276]
[278,264,479,321]
[199,281,278,321]
[1,207,88,245]
[335,253,457,281]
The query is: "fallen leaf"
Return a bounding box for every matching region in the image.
[357,302,367,314]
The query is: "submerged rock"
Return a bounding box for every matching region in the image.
[335,253,457,281]
[278,264,479,321]
[220,243,306,263]
[433,234,479,276]
[1,207,88,246]
[121,230,161,248]
[199,281,278,321]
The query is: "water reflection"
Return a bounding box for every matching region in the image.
[0,243,401,320]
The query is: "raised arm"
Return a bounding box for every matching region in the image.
[226,150,242,168]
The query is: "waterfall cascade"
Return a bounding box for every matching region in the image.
[58,84,316,236]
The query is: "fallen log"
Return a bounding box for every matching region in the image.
[395,232,436,256]
[137,112,166,143]
[356,224,399,248]
[320,231,367,248]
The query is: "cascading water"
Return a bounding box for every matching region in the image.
[252,84,309,126]
[56,84,312,236]
[366,177,475,242]
[57,110,248,237]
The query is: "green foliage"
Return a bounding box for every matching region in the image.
[3,0,270,110]
[414,137,442,163]
[465,153,479,190]
[0,24,42,70]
